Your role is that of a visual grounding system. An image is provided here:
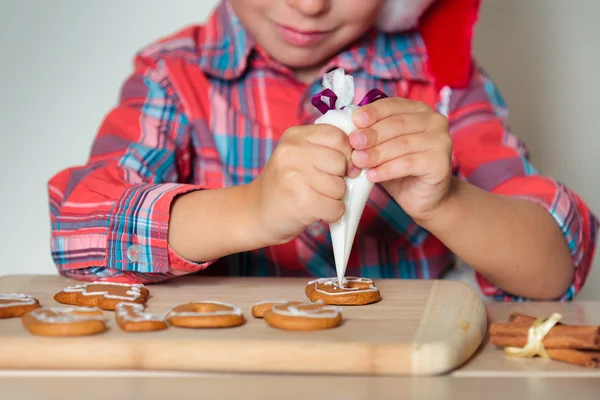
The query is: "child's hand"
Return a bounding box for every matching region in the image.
[250,124,356,245]
[349,98,453,222]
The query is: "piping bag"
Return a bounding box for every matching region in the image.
[311,68,388,287]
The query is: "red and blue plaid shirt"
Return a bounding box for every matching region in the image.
[48,2,598,301]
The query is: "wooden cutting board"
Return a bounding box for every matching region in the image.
[0,274,487,376]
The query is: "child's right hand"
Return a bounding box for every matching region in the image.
[249,124,357,245]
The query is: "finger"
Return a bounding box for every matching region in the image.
[349,112,430,150]
[346,159,361,178]
[312,193,346,224]
[306,124,353,161]
[353,97,431,128]
[308,169,347,200]
[366,151,450,184]
[308,144,348,177]
[352,132,433,169]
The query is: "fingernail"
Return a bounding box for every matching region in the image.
[367,169,377,179]
[348,166,360,177]
[355,151,368,164]
[356,111,368,127]
[353,132,367,146]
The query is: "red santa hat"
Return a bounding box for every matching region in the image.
[377,0,482,90]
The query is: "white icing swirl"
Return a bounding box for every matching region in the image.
[116,303,164,322]
[62,281,144,301]
[30,306,105,324]
[307,277,378,296]
[0,293,37,308]
[164,301,242,318]
[271,301,340,319]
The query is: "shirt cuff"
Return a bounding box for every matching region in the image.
[475,175,599,301]
[106,182,212,274]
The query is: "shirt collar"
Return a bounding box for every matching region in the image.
[197,1,430,83]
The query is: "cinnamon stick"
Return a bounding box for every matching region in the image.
[546,349,600,368]
[491,312,600,368]
[489,323,600,350]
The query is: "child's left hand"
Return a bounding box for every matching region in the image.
[349,98,453,222]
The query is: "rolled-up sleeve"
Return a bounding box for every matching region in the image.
[48,58,214,284]
[448,66,598,301]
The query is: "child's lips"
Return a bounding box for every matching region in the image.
[275,24,330,47]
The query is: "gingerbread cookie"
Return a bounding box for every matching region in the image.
[251,301,287,318]
[0,293,40,319]
[54,281,149,311]
[263,301,342,331]
[115,303,167,332]
[305,277,381,305]
[22,306,107,336]
[165,301,245,328]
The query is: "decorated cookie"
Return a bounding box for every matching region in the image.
[251,301,288,318]
[115,303,167,332]
[305,277,381,305]
[0,293,41,319]
[263,301,342,331]
[54,281,149,311]
[22,306,107,336]
[165,301,245,328]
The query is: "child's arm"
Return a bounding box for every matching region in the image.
[49,56,354,283]
[48,58,219,283]
[349,67,598,300]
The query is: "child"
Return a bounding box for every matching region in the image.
[48,0,598,301]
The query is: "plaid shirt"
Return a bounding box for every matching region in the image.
[48,2,598,300]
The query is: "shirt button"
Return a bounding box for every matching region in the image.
[127,245,142,262]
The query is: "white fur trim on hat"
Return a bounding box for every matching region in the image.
[376,0,436,32]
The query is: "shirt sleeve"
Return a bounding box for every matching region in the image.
[448,66,599,301]
[47,57,214,284]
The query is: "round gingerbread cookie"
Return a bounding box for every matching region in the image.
[115,303,168,332]
[22,306,107,336]
[53,281,150,311]
[0,293,41,319]
[251,301,288,318]
[165,301,245,328]
[263,301,342,331]
[305,277,381,305]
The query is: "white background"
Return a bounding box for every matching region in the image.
[1,0,598,299]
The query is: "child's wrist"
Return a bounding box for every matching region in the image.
[413,177,464,233]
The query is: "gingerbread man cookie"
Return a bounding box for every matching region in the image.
[165,301,245,328]
[305,277,381,305]
[0,293,40,319]
[263,301,342,331]
[115,303,167,332]
[22,306,107,336]
[54,281,149,311]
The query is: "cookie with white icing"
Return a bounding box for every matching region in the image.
[53,281,149,311]
[165,301,245,328]
[115,303,167,332]
[263,301,342,331]
[0,293,40,319]
[251,301,288,318]
[22,306,107,336]
[305,277,381,305]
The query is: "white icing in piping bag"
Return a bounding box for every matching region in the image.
[314,69,375,287]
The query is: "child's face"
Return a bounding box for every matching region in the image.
[230,0,383,72]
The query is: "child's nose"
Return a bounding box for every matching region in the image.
[287,0,331,16]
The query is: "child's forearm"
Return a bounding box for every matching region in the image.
[168,185,267,263]
[417,178,574,300]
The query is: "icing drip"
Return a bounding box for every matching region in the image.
[307,277,378,296]
[62,281,144,301]
[30,307,104,324]
[116,303,164,322]
[0,293,37,308]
